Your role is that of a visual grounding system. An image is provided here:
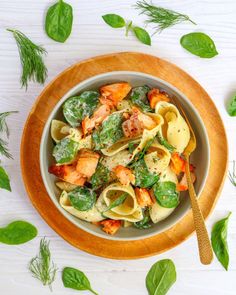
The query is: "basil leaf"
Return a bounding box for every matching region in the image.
[45,0,73,43]
[53,138,79,164]
[153,181,179,208]
[146,259,177,295]
[130,85,152,112]
[103,193,128,213]
[102,14,125,28]
[133,158,159,188]
[62,267,98,295]
[180,32,218,58]
[68,187,96,211]
[0,166,11,191]
[92,112,124,150]
[91,162,110,190]
[227,95,236,117]
[63,91,99,127]
[211,212,231,270]
[156,132,175,153]
[133,26,151,46]
[0,221,37,245]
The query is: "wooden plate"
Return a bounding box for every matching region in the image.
[21,52,228,259]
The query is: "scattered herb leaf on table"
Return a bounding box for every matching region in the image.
[153,181,179,208]
[133,26,151,45]
[180,32,218,58]
[0,166,11,191]
[227,94,236,116]
[0,111,18,137]
[7,29,47,89]
[102,14,126,28]
[62,267,99,295]
[29,238,57,290]
[135,0,196,33]
[45,0,73,43]
[0,221,37,245]
[146,259,177,295]
[0,138,13,159]
[68,187,96,211]
[229,161,236,187]
[211,212,231,270]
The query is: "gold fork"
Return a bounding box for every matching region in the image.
[172,97,213,265]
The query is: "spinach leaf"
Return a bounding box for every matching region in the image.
[134,210,152,229]
[146,259,177,295]
[45,0,73,43]
[211,212,231,270]
[63,91,99,127]
[227,95,236,117]
[130,85,152,112]
[52,137,79,164]
[103,193,128,213]
[180,32,218,58]
[133,26,151,45]
[133,158,159,188]
[153,181,179,208]
[0,166,11,191]
[128,142,137,153]
[62,267,98,295]
[156,132,175,153]
[68,187,96,211]
[92,112,124,150]
[102,14,125,28]
[0,221,37,245]
[91,162,110,190]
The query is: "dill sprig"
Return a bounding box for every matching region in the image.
[29,238,57,291]
[135,1,196,33]
[229,161,236,187]
[7,29,48,89]
[0,111,18,138]
[0,138,13,159]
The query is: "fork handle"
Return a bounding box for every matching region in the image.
[185,156,213,265]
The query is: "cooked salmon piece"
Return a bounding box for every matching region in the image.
[170,152,195,175]
[82,104,110,135]
[100,219,122,235]
[148,88,170,109]
[99,82,132,107]
[48,164,86,186]
[122,108,144,138]
[137,112,156,130]
[135,188,153,207]
[177,171,196,191]
[113,165,135,186]
[76,149,100,179]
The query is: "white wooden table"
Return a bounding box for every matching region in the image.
[1,1,236,294]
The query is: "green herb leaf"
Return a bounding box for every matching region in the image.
[68,187,96,211]
[63,91,99,127]
[135,0,196,33]
[130,85,152,112]
[91,162,110,190]
[133,158,159,188]
[211,212,231,270]
[146,259,177,295]
[0,111,18,137]
[7,29,47,89]
[180,32,218,58]
[125,20,133,37]
[62,267,99,295]
[102,14,126,28]
[227,95,236,117]
[53,138,79,164]
[45,0,73,43]
[128,142,137,153]
[92,112,124,150]
[103,193,128,213]
[0,138,13,159]
[153,181,179,208]
[29,238,57,290]
[0,166,11,191]
[133,26,151,45]
[0,221,37,245]
[229,161,236,187]
[134,209,152,229]
[156,132,175,153]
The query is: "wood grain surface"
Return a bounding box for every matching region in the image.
[21,52,228,259]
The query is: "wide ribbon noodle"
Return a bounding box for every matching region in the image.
[96,183,143,222]
[149,167,178,223]
[60,190,104,222]
[155,101,190,153]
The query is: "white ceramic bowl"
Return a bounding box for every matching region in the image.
[40,71,210,241]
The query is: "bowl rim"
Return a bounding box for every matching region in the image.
[40,70,210,241]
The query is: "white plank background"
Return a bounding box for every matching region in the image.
[0,0,236,294]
